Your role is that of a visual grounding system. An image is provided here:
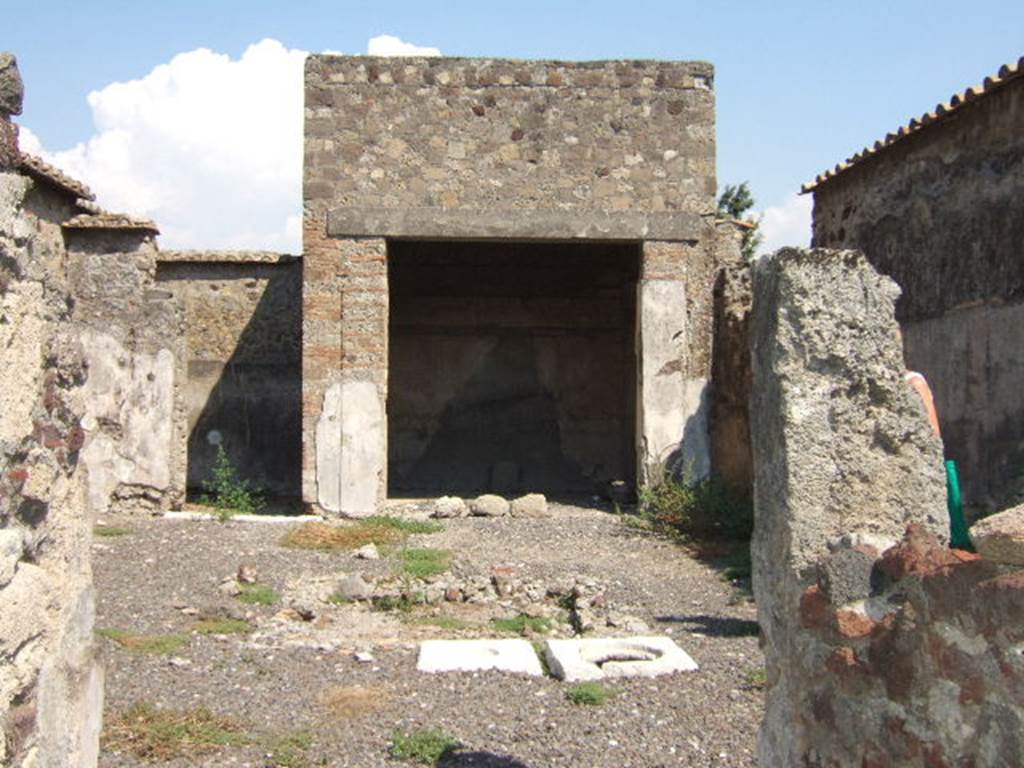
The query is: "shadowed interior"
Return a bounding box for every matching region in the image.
[387,240,639,497]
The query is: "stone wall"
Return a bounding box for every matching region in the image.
[303,55,721,514]
[809,73,1024,512]
[746,248,1024,765]
[156,251,302,498]
[0,56,101,767]
[66,229,185,515]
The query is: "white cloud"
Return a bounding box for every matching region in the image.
[23,39,307,252]
[757,193,813,256]
[367,34,441,57]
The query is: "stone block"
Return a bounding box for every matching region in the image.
[432,496,467,519]
[509,494,548,518]
[970,503,1024,566]
[0,53,23,117]
[470,494,509,517]
[417,639,543,676]
[542,637,698,682]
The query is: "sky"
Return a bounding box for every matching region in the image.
[4,1,1023,253]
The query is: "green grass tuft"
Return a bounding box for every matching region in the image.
[281,516,440,552]
[93,525,133,537]
[491,614,552,635]
[390,727,461,765]
[103,702,248,760]
[366,516,443,535]
[406,615,472,630]
[97,628,188,655]
[566,681,616,706]
[192,618,254,636]
[237,583,279,606]
[399,548,451,579]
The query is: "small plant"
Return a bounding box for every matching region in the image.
[747,667,767,689]
[93,525,132,537]
[366,516,443,535]
[237,583,279,606]
[102,702,248,760]
[192,618,254,636]
[399,548,451,579]
[491,614,552,636]
[199,445,264,517]
[566,681,616,706]
[97,628,188,655]
[638,462,753,541]
[407,615,472,630]
[261,730,315,767]
[390,727,461,765]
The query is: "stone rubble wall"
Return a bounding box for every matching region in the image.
[155,251,302,498]
[65,230,186,515]
[0,56,101,767]
[749,247,1024,766]
[810,75,1024,513]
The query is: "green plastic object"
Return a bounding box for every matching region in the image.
[946,459,972,550]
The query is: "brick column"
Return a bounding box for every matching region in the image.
[636,239,712,485]
[302,217,388,516]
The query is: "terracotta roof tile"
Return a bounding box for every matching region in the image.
[62,212,159,233]
[19,153,95,201]
[802,56,1023,193]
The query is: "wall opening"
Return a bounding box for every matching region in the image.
[387,239,639,498]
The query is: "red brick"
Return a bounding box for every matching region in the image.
[835,609,876,639]
[800,585,832,629]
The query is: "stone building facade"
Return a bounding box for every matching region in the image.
[302,55,740,516]
[805,56,1024,514]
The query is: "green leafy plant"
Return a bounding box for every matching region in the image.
[399,548,451,579]
[491,615,552,636]
[199,445,264,517]
[93,525,133,537]
[566,682,616,706]
[102,702,248,760]
[638,462,753,542]
[237,583,279,606]
[390,728,461,765]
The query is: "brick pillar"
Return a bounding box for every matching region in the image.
[302,217,388,516]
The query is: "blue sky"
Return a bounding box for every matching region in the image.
[4,1,1023,251]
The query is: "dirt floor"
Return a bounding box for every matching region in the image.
[92,501,763,767]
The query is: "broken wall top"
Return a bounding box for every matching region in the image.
[305,56,716,241]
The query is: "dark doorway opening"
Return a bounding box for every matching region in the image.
[387,240,639,498]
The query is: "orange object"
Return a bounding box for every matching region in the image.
[904,371,941,437]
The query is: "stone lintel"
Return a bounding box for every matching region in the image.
[326,207,704,243]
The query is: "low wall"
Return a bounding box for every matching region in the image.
[156,251,302,498]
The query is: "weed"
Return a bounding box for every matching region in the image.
[372,594,422,613]
[406,615,472,630]
[237,583,279,606]
[97,628,188,655]
[747,668,767,689]
[638,462,753,541]
[317,684,390,719]
[326,593,353,606]
[102,702,248,760]
[399,548,451,579]
[262,730,315,767]
[93,525,132,537]
[192,618,254,636]
[199,444,264,517]
[491,615,552,636]
[390,727,461,765]
[620,515,652,531]
[565,681,616,706]
[365,516,443,535]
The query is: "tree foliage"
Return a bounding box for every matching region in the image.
[717,181,763,261]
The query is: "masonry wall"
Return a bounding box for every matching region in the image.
[1,95,102,767]
[751,247,1023,767]
[810,75,1024,512]
[66,230,185,515]
[303,56,720,514]
[156,252,302,498]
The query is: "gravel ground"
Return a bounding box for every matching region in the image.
[93,502,763,767]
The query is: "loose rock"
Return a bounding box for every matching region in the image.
[432,496,468,519]
[334,573,374,602]
[510,493,549,518]
[470,494,510,517]
[353,543,381,560]
[970,503,1024,565]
